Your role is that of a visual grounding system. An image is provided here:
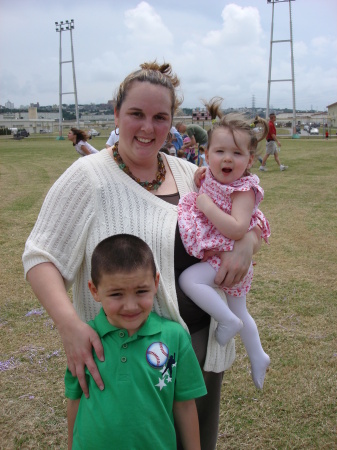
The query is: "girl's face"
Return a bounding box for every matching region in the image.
[114,81,172,165]
[206,128,254,185]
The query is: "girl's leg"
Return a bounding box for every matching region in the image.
[226,294,270,389]
[179,262,243,346]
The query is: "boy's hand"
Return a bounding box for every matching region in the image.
[194,167,207,188]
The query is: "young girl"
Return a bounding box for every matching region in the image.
[178,97,271,389]
[68,128,99,156]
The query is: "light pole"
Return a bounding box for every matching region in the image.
[266,1,297,137]
[55,19,79,140]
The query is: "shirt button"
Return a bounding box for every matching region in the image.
[122,343,128,349]
[119,331,125,338]
[121,357,127,363]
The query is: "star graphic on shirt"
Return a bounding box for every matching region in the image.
[165,376,172,383]
[156,378,167,391]
[160,366,167,374]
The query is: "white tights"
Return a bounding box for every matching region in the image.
[179,262,270,389]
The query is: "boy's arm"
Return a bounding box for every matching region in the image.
[67,398,80,450]
[196,190,255,240]
[173,399,201,450]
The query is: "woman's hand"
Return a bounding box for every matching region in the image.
[26,263,104,397]
[202,227,261,288]
[194,167,207,188]
[60,318,104,398]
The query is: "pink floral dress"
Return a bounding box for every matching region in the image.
[178,169,270,297]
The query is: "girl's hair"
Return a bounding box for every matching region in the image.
[115,61,183,118]
[203,97,269,170]
[70,128,89,145]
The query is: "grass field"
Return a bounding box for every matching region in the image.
[1,135,336,449]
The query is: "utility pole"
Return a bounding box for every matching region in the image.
[266,1,297,137]
[55,19,79,140]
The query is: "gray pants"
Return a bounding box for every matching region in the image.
[176,326,224,450]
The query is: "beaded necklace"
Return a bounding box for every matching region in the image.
[112,142,166,191]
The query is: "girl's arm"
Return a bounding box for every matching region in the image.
[197,190,255,240]
[67,399,80,450]
[27,263,104,398]
[173,399,201,450]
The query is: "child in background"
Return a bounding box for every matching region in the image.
[182,136,197,163]
[65,234,206,450]
[68,128,99,156]
[178,97,271,389]
[198,146,208,167]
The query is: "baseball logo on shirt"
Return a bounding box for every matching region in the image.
[146,342,169,368]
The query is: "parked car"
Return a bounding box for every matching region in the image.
[303,124,310,132]
[309,127,319,135]
[40,129,51,134]
[88,128,100,137]
[14,128,30,138]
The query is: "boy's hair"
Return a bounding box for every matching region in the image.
[203,97,269,167]
[91,234,157,287]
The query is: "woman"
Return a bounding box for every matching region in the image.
[23,62,261,450]
[68,127,99,156]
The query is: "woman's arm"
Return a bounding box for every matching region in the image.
[196,190,255,240]
[80,143,92,155]
[27,263,104,397]
[173,399,201,450]
[67,398,80,450]
[203,226,262,288]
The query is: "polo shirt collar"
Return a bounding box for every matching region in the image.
[93,308,162,339]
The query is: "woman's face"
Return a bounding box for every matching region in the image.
[115,81,172,164]
[68,130,75,141]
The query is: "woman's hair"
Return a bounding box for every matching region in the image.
[115,61,183,118]
[91,234,157,287]
[203,97,269,168]
[70,128,89,145]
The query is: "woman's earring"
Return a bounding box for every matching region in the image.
[115,126,119,136]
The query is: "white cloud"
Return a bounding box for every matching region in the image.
[0,0,336,110]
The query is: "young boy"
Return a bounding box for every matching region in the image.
[65,234,207,450]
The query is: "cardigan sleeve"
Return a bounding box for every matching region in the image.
[22,159,97,290]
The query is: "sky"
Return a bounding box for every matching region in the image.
[0,0,336,111]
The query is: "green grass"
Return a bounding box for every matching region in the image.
[0,135,336,449]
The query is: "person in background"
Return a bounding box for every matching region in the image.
[176,122,208,151]
[66,234,206,450]
[182,136,197,164]
[68,128,99,156]
[23,61,261,450]
[198,146,208,167]
[105,128,120,148]
[259,113,288,171]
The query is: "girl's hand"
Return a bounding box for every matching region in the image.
[194,167,207,188]
[196,193,212,213]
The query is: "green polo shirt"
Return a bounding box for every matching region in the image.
[65,310,207,450]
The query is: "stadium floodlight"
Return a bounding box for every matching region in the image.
[266,0,297,137]
[55,19,79,140]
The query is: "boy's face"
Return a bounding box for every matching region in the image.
[88,268,159,336]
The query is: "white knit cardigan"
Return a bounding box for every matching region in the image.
[23,149,235,372]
